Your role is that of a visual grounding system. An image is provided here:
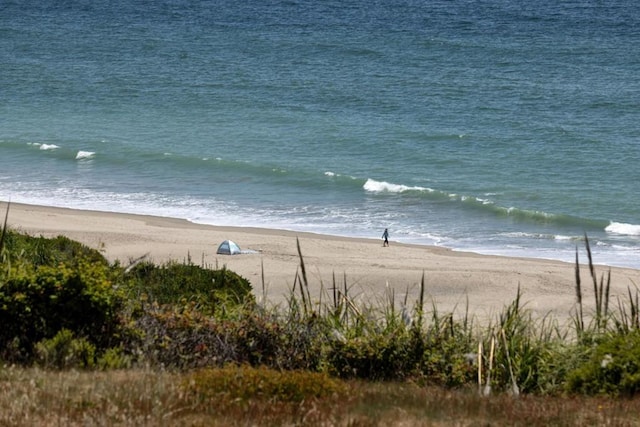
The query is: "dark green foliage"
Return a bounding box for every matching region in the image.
[473,288,564,396]
[35,328,96,369]
[228,312,286,367]
[326,331,413,380]
[2,231,108,267]
[323,316,473,385]
[275,314,326,371]
[418,319,476,388]
[129,304,325,371]
[125,261,253,313]
[0,257,125,362]
[566,331,640,396]
[96,346,133,370]
[0,226,123,362]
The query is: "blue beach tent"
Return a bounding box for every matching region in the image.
[216,240,242,255]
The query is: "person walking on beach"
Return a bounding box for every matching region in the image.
[382,228,389,247]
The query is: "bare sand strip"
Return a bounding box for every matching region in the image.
[4,201,639,322]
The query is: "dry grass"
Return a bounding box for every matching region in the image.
[1,366,640,426]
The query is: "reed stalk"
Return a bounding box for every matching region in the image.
[584,234,604,329]
[0,201,9,256]
[477,340,483,395]
[296,237,311,316]
[603,269,611,323]
[574,247,584,335]
[261,258,267,306]
[631,286,640,330]
[417,271,425,330]
[482,335,495,396]
[501,328,520,397]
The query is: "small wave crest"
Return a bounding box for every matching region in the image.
[363,178,434,194]
[39,144,60,151]
[606,222,640,236]
[75,151,95,160]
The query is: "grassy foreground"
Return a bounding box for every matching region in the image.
[1,365,640,426]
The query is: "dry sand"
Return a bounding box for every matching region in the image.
[4,201,639,323]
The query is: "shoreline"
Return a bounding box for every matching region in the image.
[4,201,640,321]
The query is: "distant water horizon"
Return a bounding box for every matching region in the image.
[2,0,639,269]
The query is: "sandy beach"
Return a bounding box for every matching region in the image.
[3,201,639,323]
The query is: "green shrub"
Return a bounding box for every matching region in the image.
[418,329,476,388]
[274,315,326,371]
[0,257,125,362]
[131,303,287,370]
[326,331,413,380]
[566,331,640,396]
[97,346,133,370]
[125,262,253,314]
[35,329,96,369]
[1,231,108,267]
[183,364,346,403]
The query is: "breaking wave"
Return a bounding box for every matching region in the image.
[363,178,434,194]
[76,151,95,160]
[606,222,640,236]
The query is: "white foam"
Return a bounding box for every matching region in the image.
[324,171,336,177]
[363,178,432,193]
[606,222,640,236]
[460,195,492,205]
[501,231,574,241]
[39,144,60,150]
[554,234,574,241]
[75,151,95,160]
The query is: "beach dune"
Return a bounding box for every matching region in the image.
[4,201,639,322]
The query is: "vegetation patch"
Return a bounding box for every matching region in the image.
[125,261,253,313]
[566,330,640,396]
[0,242,125,362]
[183,364,347,404]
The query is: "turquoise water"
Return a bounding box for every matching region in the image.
[2,0,639,267]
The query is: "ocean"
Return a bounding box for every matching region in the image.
[2,0,639,268]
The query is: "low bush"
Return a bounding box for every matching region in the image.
[326,330,413,380]
[35,329,96,369]
[96,346,133,370]
[418,328,476,388]
[125,262,253,314]
[566,331,640,396]
[0,257,125,362]
[183,364,347,403]
[1,231,107,267]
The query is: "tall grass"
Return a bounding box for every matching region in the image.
[573,234,638,337]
